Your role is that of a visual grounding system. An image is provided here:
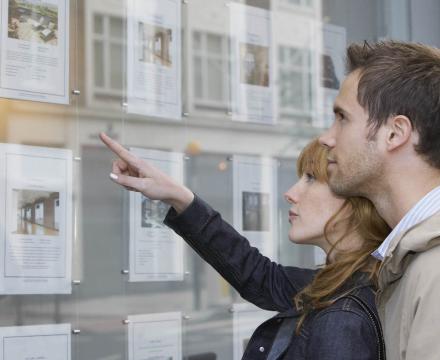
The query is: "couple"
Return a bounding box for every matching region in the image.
[101,41,440,360]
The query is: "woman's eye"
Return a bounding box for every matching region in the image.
[305,173,315,182]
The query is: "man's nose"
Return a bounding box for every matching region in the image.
[319,127,336,149]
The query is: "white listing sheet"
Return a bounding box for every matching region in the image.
[230,3,275,124]
[128,312,182,360]
[127,0,182,120]
[0,0,69,104]
[232,303,275,360]
[0,143,72,294]
[0,323,71,360]
[315,23,346,128]
[129,147,184,282]
[233,155,278,260]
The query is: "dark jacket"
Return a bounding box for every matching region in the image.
[164,195,382,360]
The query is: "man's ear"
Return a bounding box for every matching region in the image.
[385,115,413,151]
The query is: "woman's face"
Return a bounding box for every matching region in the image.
[284,172,345,250]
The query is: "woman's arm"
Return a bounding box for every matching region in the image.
[99,132,315,311]
[165,194,316,312]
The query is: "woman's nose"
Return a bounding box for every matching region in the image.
[284,185,299,204]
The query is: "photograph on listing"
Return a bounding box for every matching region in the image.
[240,43,270,87]
[0,143,72,294]
[138,22,173,68]
[12,189,61,236]
[242,191,271,232]
[8,0,59,45]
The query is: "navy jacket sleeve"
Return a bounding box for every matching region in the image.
[164,195,316,312]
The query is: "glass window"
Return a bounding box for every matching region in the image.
[1,0,435,359]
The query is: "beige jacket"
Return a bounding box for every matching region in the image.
[377,211,440,360]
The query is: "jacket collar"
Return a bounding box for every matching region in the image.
[378,211,440,289]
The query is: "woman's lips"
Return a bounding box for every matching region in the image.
[289,210,298,222]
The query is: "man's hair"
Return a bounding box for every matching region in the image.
[346,41,440,168]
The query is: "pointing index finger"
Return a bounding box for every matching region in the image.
[99,132,138,166]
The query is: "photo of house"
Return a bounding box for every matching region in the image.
[141,196,170,229]
[12,189,60,236]
[242,191,270,232]
[8,0,59,45]
[240,43,270,87]
[138,21,173,67]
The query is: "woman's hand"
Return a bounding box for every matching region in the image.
[99,132,194,214]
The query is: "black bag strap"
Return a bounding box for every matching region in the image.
[344,294,386,360]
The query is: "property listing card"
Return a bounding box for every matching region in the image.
[129,147,184,282]
[233,155,278,260]
[127,0,182,119]
[315,23,346,128]
[0,0,69,104]
[230,3,276,124]
[232,303,275,360]
[0,143,72,294]
[0,323,71,360]
[127,312,182,360]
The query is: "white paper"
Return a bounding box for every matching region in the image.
[0,143,72,294]
[232,303,275,360]
[127,0,182,120]
[128,312,182,360]
[0,0,69,104]
[230,3,276,124]
[315,23,346,128]
[0,323,71,360]
[233,155,278,260]
[129,148,184,282]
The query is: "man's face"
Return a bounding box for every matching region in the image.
[319,70,384,197]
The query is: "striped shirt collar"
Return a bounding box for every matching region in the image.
[372,185,440,261]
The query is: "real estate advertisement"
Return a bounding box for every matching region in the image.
[230,3,275,124]
[315,23,346,128]
[0,143,72,294]
[129,147,184,282]
[128,312,182,360]
[0,0,69,104]
[232,155,278,260]
[0,323,71,360]
[127,0,182,120]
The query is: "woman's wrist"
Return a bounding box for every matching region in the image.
[168,186,194,214]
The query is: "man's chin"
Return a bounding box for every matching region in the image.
[329,174,349,196]
[329,178,359,197]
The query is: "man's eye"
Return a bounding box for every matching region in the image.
[336,112,346,122]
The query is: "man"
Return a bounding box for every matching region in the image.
[319,41,440,360]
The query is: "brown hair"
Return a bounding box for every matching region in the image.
[293,139,391,333]
[346,40,440,168]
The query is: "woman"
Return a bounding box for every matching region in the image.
[100,133,390,360]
